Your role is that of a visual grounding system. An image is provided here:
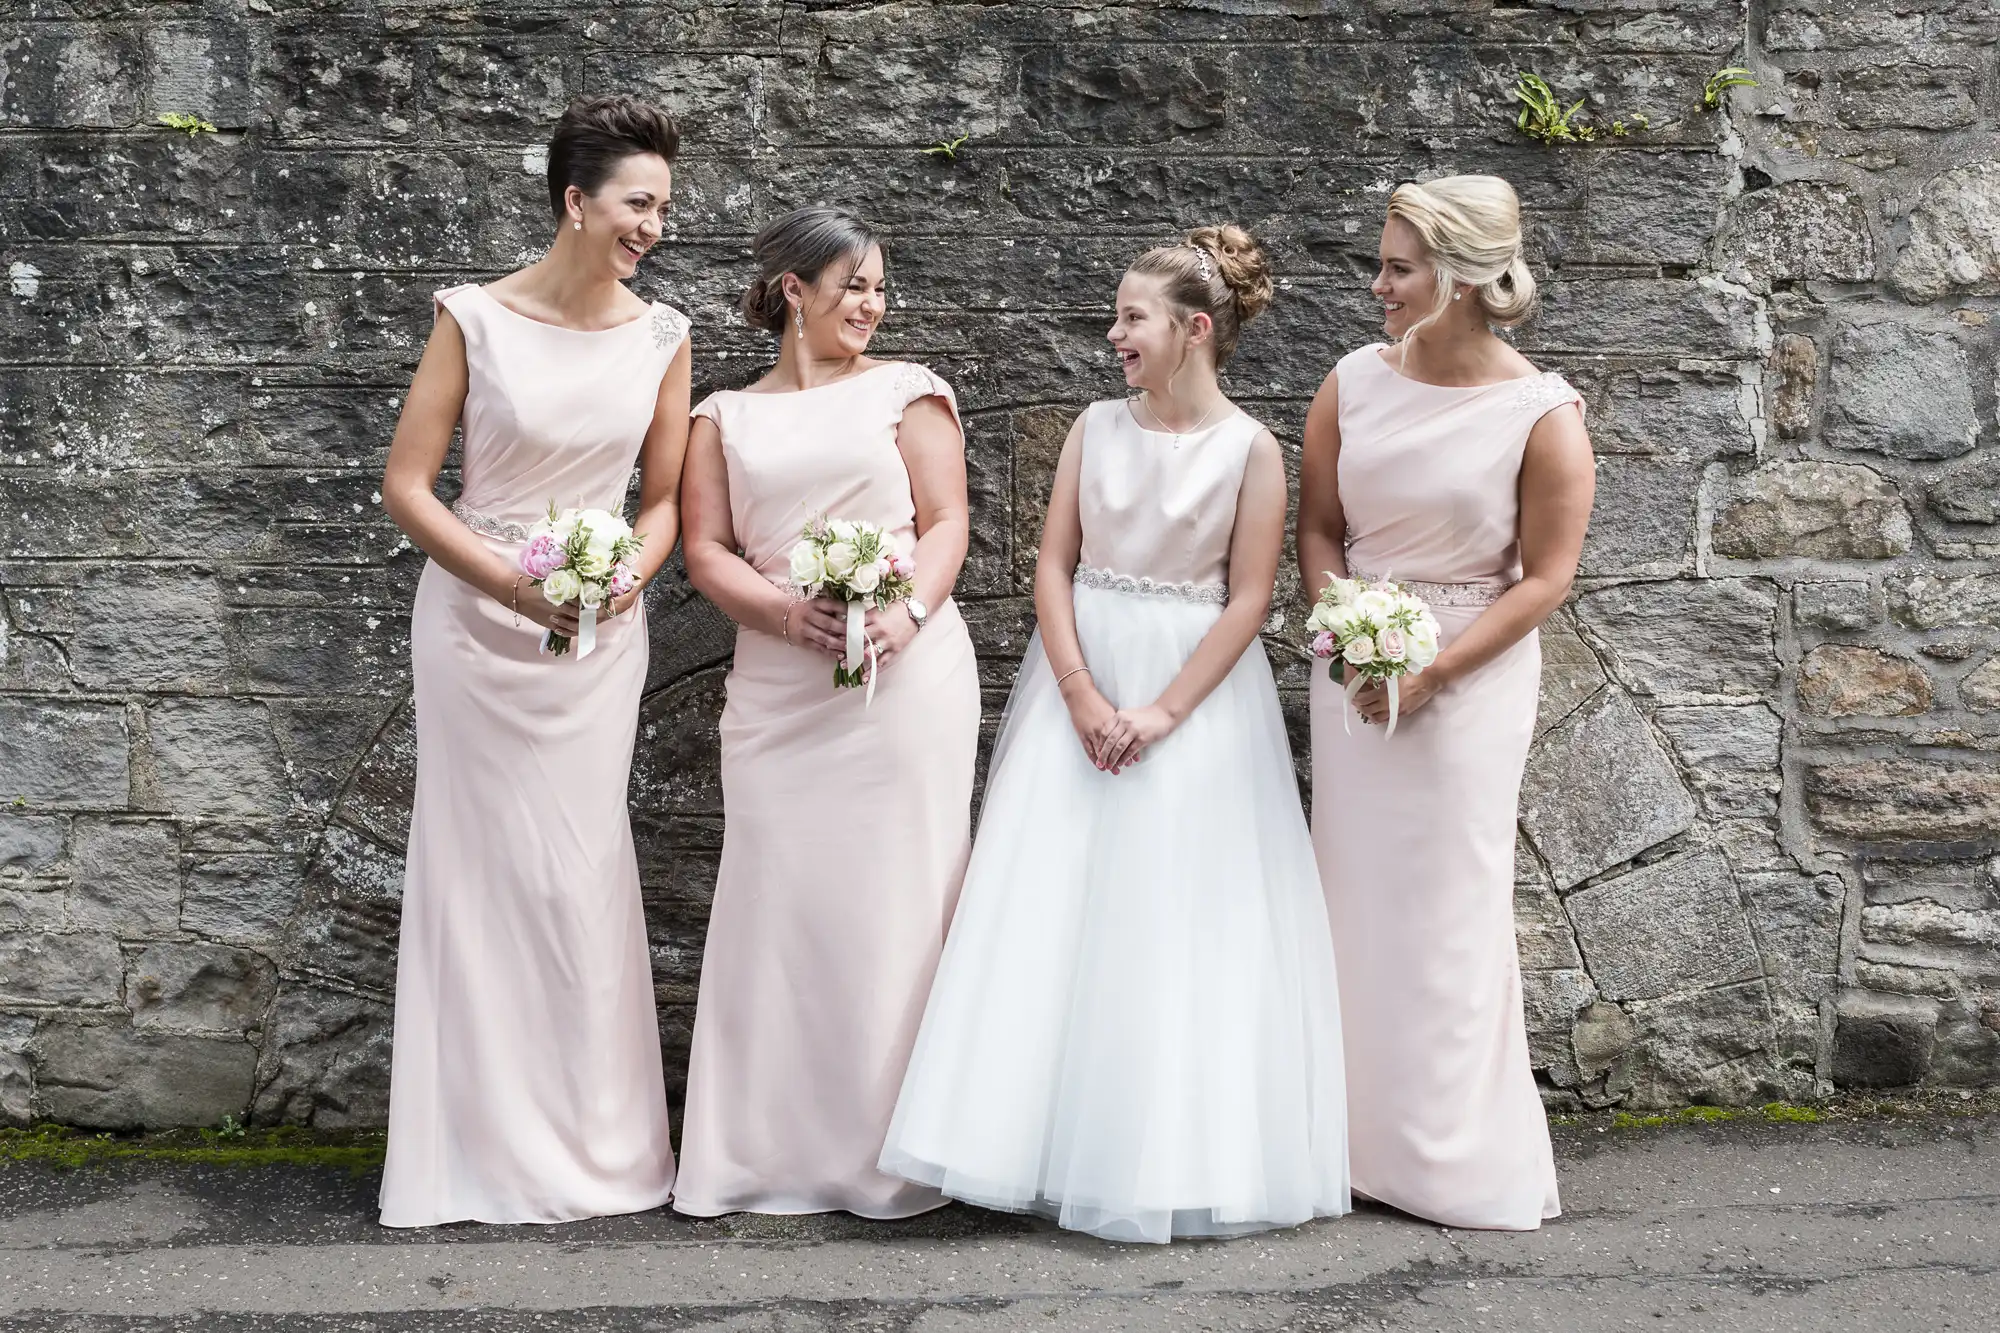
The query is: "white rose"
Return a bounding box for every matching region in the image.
[1328,604,1362,634]
[578,581,605,610]
[1355,589,1397,623]
[829,520,860,544]
[823,541,858,579]
[541,568,581,605]
[1324,574,1361,605]
[1306,603,1337,633]
[849,561,882,596]
[1342,635,1377,666]
[1406,623,1440,668]
[789,542,826,588]
[574,547,611,579]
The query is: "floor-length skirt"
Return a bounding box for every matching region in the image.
[1309,608,1559,1231]
[673,602,980,1218]
[380,556,676,1228]
[881,582,1350,1244]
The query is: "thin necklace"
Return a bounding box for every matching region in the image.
[1139,391,1226,448]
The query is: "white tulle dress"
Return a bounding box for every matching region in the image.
[880,399,1350,1244]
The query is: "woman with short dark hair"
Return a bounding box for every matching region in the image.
[375,94,691,1227]
[674,206,980,1218]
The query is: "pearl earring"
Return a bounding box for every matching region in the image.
[794,307,805,341]
[573,221,582,231]
[1452,291,1462,301]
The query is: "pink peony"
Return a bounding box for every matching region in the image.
[890,554,916,578]
[609,562,638,596]
[520,533,562,581]
[1311,630,1337,659]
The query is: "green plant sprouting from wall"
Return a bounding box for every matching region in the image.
[1513,73,1597,145]
[922,132,971,162]
[1704,67,1758,109]
[156,112,218,137]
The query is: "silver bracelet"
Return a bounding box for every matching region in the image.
[1054,665,1091,688]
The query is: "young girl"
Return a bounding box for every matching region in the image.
[880,226,1350,1244]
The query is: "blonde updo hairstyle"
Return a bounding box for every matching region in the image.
[1385,175,1537,336]
[1125,222,1275,366]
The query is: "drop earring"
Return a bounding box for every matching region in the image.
[794,306,805,341]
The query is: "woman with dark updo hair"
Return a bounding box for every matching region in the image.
[376,94,690,1227]
[674,206,979,1219]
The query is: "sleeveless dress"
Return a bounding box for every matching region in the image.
[881,399,1351,1245]
[674,361,981,1219]
[379,285,689,1228]
[1308,343,1582,1231]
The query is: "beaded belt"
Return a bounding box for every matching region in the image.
[452,500,532,543]
[1074,564,1228,606]
[1349,568,1513,608]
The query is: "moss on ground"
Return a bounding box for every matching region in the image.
[1548,1088,1998,1132]
[0,1123,385,1173]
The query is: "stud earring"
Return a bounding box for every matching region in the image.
[794,307,805,341]
[573,221,582,231]
[1452,291,1462,301]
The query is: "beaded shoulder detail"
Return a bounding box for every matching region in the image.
[1513,372,1583,420]
[892,361,955,408]
[651,304,690,352]
[1074,564,1228,606]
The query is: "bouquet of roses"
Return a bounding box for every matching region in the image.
[518,504,642,658]
[1307,573,1441,737]
[787,514,916,698]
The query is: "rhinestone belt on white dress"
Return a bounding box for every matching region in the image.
[1073,564,1229,606]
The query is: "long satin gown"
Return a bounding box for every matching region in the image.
[881,401,1350,1245]
[378,285,687,1228]
[675,361,981,1219]
[1309,343,1580,1231]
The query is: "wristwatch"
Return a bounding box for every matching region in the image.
[905,598,929,630]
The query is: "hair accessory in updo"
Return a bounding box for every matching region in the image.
[1187,245,1214,281]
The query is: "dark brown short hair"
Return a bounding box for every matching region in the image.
[546,95,680,219]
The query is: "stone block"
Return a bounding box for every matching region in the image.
[144,698,290,818]
[1716,182,1876,289]
[0,1047,28,1125]
[260,33,422,141]
[1929,455,2000,526]
[1570,1001,1637,1080]
[1808,760,2000,843]
[1534,610,1607,739]
[427,40,571,141]
[1581,364,1752,461]
[1576,579,1780,699]
[0,815,66,876]
[1533,278,1760,358]
[767,45,1007,147]
[1652,705,1782,820]
[126,942,277,1033]
[1581,458,1698,577]
[0,931,123,1007]
[1797,646,1933,718]
[0,700,128,809]
[1888,571,2000,629]
[1587,151,1736,268]
[1621,980,1778,1108]
[1520,690,1699,891]
[632,671,728,820]
[1008,42,1228,145]
[181,854,307,948]
[1893,160,2000,303]
[31,1021,254,1129]
[1521,968,1597,1073]
[1514,875,1583,972]
[1826,324,1979,460]
[1794,581,1874,631]
[68,818,180,937]
[0,25,146,128]
[1710,462,1911,560]
[250,982,391,1128]
[1962,656,2000,712]
[68,570,228,691]
[1740,871,1845,1004]
[0,886,65,931]
[1768,334,1817,440]
[1831,62,1979,131]
[1567,850,1763,1002]
[1830,991,1938,1087]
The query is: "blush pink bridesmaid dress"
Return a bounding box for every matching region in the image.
[378,285,687,1228]
[1309,343,1582,1231]
[674,362,981,1219]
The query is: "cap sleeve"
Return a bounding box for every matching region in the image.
[890,362,960,432]
[1515,372,1584,424]
[649,303,691,359]
[432,284,478,323]
[690,391,726,427]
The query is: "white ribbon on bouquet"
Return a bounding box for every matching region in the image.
[539,605,598,659]
[845,599,881,707]
[1339,666,1402,738]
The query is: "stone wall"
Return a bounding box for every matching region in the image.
[1,0,1996,1129]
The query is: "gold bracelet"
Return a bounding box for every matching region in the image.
[511,576,523,627]
[780,595,804,644]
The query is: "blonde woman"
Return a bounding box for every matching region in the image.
[1296,176,1595,1230]
[884,226,1349,1245]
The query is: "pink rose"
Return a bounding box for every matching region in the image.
[1311,630,1337,659]
[609,562,638,597]
[520,533,563,580]
[890,554,916,578]
[1378,627,1408,663]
